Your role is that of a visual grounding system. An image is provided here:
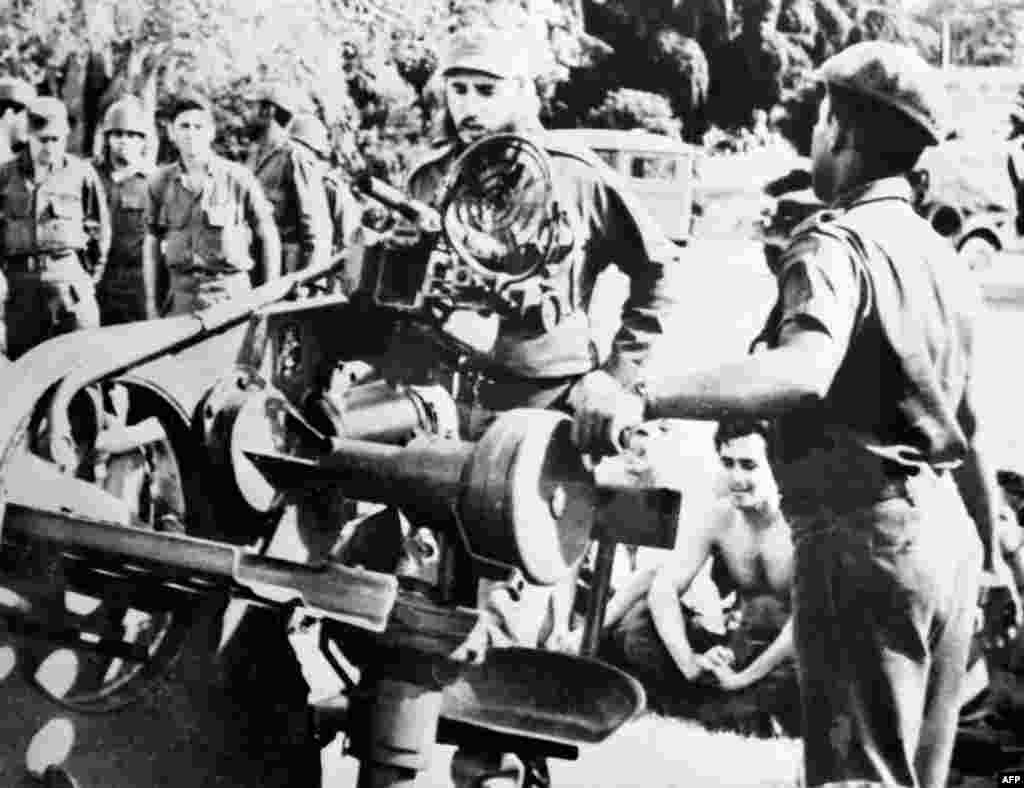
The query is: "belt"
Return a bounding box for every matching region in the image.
[3,251,80,272]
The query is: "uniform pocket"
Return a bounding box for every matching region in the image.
[5,191,32,218]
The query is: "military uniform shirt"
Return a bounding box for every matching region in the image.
[97,163,150,271]
[759,176,979,472]
[249,139,330,266]
[407,132,682,384]
[146,156,278,274]
[0,150,110,271]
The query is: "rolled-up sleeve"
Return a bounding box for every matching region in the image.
[773,231,862,351]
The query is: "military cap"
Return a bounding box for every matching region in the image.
[249,82,307,116]
[0,77,36,108]
[103,96,153,137]
[441,25,533,80]
[170,89,213,120]
[27,97,70,135]
[818,41,950,145]
[290,112,330,159]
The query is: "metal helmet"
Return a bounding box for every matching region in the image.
[818,41,950,145]
[289,112,330,159]
[103,97,153,137]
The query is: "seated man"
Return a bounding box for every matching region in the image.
[596,418,800,735]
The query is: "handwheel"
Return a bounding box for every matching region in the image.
[0,382,195,713]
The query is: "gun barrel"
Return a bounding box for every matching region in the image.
[355,174,442,232]
[3,476,398,633]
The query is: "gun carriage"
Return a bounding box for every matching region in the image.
[0,134,679,787]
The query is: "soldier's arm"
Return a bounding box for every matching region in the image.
[142,172,165,317]
[642,233,859,421]
[291,151,330,269]
[647,509,723,681]
[592,177,684,387]
[82,165,111,284]
[953,376,1002,574]
[243,173,282,285]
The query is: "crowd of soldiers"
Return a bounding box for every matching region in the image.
[0,76,354,361]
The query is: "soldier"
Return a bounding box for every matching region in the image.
[572,42,1019,788]
[145,90,280,315]
[404,19,682,787]
[246,83,330,273]
[289,112,362,255]
[0,77,35,165]
[94,96,158,324]
[0,97,110,360]
[0,77,36,355]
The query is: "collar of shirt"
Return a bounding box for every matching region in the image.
[834,176,914,210]
[251,139,288,170]
[18,149,71,182]
[173,158,217,192]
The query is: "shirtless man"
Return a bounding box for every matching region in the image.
[597,418,798,732]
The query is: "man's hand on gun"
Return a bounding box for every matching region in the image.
[568,370,645,458]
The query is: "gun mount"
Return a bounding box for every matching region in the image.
[0,246,679,785]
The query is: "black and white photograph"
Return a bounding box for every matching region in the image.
[0,0,1023,785]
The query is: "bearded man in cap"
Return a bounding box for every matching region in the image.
[401,18,682,788]
[246,83,330,273]
[94,96,158,324]
[145,90,280,315]
[0,96,110,359]
[571,41,1020,788]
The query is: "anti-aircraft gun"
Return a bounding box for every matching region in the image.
[0,133,680,787]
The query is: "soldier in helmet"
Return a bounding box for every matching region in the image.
[571,41,1019,788]
[0,77,35,165]
[0,97,110,359]
[95,96,158,323]
[289,112,361,255]
[145,90,280,315]
[246,83,330,273]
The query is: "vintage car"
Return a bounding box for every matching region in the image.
[761,164,1011,273]
[549,128,698,243]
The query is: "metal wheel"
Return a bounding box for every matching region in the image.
[0,382,196,713]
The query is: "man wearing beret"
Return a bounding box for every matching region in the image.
[246,83,330,274]
[145,90,280,315]
[0,96,110,359]
[572,41,1019,788]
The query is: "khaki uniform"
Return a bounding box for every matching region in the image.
[0,150,109,358]
[407,132,682,397]
[248,139,330,273]
[758,179,982,788]
[147,156,279,315]
[96,163,152,323]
